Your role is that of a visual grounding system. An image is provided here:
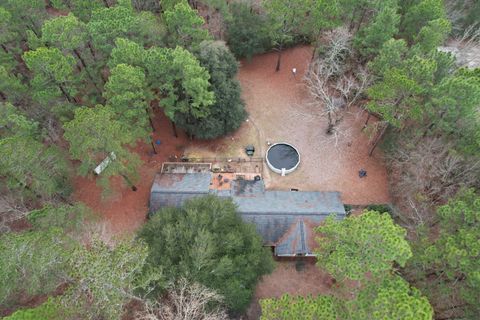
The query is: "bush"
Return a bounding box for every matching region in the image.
[138,195,274,314]
[4,298,63,320]
[366,204,393,215]
[184,40,246,139]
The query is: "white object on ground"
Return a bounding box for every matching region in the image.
[281,168,286,176]
[94,152,116,175]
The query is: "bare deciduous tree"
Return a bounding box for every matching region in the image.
[388,137,480,231]
[0,193,29,234]
[136,279,228,320]
[317,27,353,75]
[304,27,370,137]
[304,59,370,135]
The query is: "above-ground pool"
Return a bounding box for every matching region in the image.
[266,143,300,176]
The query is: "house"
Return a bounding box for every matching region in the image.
[150,170,346,257]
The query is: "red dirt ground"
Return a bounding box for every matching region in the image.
[72,108,190,235]
[245,260,338,319]
[237,45,390,205]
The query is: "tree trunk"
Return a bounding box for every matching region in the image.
[311,46,317,62]
[87,41,97,61]
[326,112,334,134]
[363,112,371,130]
[349,9,357,31]
[150,139,157,154]
[171,120,178,138]
[146,106,155,131]
[368,123,388,156]
[275,44,283,72]
[0,91,6,101]
[120,174,137,191]
[58,84,75,103]
[27,18,40,37]
[1,44,9,54]
[102,0,110,8]
[356,8,368,33]
[73,48,102,94]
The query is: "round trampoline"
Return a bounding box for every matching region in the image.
[266,143,300,176]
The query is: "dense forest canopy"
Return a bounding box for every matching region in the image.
[0,0,479,319]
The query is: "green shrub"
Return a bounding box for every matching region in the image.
[4,298,62,320]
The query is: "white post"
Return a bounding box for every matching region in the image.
[281,168,286,176]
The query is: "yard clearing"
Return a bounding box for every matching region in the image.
[73,45,390,235]
[72,46,391,315]
[187,45,390,205]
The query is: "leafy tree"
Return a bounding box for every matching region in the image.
[366,55,436,128]
[411,18,451,55]
[354,5,400,60]
[131,10,167,48]
[27,203,93,235]
[2,0,47,39]
[367,38,409,77]
[23,47,78,105]
[260,276,432,320]
[41,13,101,94]
[139,195,274,313]
[104,63,150,140]
[302,0,342,60]
[0,135,71,200]
[225,2,271,60]
[260,294,342,320]
[187,40,246,139]
[263,0,310,71]
[0,6,21,69]
[0,103,38,137]
[163,1,211,51]
[63,238,152,320]
[63,106,141,191]
[0,66,27,104]
[0,228,71,306]
[400,0,446,43]
[144,46,215,137]
[315,211,412,282]
[426,70,480,154]
[108,37,146,69]
[350,275,433,320]
[110,39,216,138]
[0,104,71,200]
[408,189,480,318]
[339,0,386,32]
[87,3,137,56]
[50,0,106,22]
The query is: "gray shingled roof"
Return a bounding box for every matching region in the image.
[149,172,346,256]
[150,173,211,213]
[275,220,308,256]
[234,190,345,215]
